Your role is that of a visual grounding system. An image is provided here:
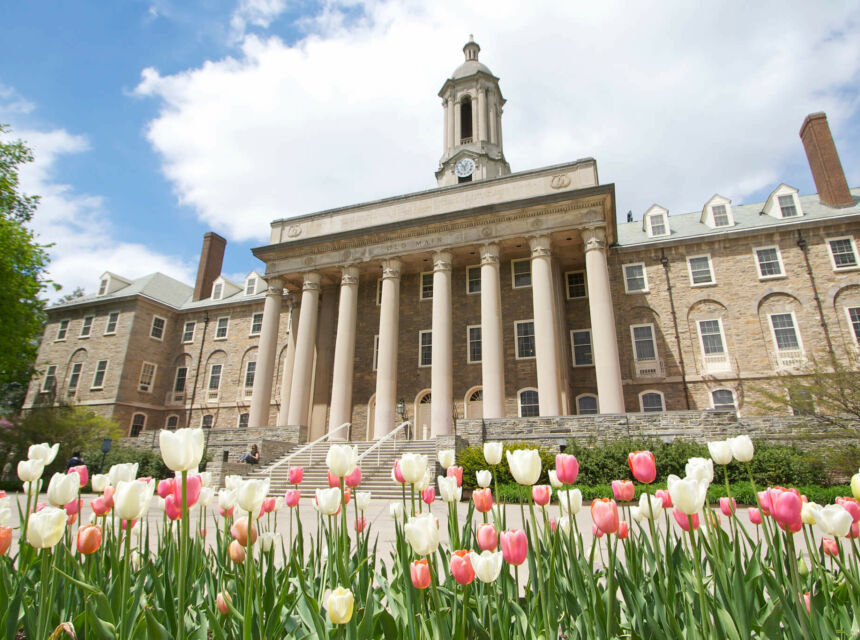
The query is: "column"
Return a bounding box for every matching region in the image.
[583,228,625,413]
[287,272,321,426]
[530,236,562,416]
[276,297,298,426]
[488,96,497,145]
[470,96,478,141]
[248,278,283,427]
[328,266,359,440]
[476,88,487,142]
[480,244,506,418]
[447,98,455,150]
[442,99,450,154]
[373,259,401,439]
[453,100,461,145]
[430,252,453,437]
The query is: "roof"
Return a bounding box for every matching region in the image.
[451,59,494,80]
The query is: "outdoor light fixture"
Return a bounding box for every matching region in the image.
[99,437,112,473]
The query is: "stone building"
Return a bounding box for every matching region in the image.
[24,39,860,444]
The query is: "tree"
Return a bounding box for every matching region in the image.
[56,286,85,304]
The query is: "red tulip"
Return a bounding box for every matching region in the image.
[450,549,475,585]
[65,499,79,516]
[217,591,232,615]
[285,490,300,508]
[611,480,634,502]
[230,517,258,547]
[822,537,840,556]
[476,522,497,551]
[532,485,551,506]
[618,521,629,539]
[165,495,182,521]
[655,489,672,508]
[328,471,340,488]
[288,467,304,485]
[473,488,493,513]
[173,474,202,508]
[627,451,656,484]
[343,488,351,505]
[500,529,528,566]
[228,540,245,564]
[850,522,860,539]
[748,508,762,525]
[673,508,699,531]
[836,497,860,524]
[219,506,234,517]
[447,466,464,488]
[549,518,558,533]
[157,478,175,499]
[411,558,431,589]
[555,454,579,484]
[355,517,366,532]
[719,497,737,517]
[770,488,802,533]
[261,497,276,514]
[0,527,11,555]
[345,466,363,488]
[69,465,88,488]
[591,498,620,534]
[422,487,435,505]
[393,460,405,484]
[0,491,5,498]
[77,524,102,555]
[121,519,137,530]
[592,524,604,538]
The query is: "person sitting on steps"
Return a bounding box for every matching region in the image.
[240,444,260,465]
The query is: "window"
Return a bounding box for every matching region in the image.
[827,237,859,270]
[466,266,481,294]
[67,363,82,391]
[250,313,264,336]
[208,364,222,394]
[467,325,482,363]
[769,312,804,368]
[182,321,196,343]
[460,96,473,142]
[91,360,108,389]
[648,213,667,237]
[372,335,379,371]
[754,247,784,278]
[515,321,536,359]
[201,414,214,429]
[238,413,249,428]
[518,389,540,417]
[138,362,156,393]
[698,319,729,372]
[712,205,730,227]
[212,282,223,300]
[105,311,119,335]
[419,330,432,367]
[215,317,229,339]
[56,320,69,341]
[711,389,736,411]
[468,389,483,402]
[245,277,257,296]
[130,413,146,437]
[566,271,587,299]
[640,391,665,412]
[173,367,187,394]
[847,307,860,346]
[577,394,598,415]
[512,259,532,288]
[631,324,657,361]
[80,316,94,337]
[166,415,179,429]
[150,316,166,340]
[244,361,256,388]
[623,263,648,293]
[420,272,433,300]
[41,365,57,392]
[571,329,593,366]
[98,278,109,296]
[376,279,383,306]
[778,194,797,218]
[687,255,714,286]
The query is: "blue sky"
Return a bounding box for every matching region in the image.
[2,1,859,300]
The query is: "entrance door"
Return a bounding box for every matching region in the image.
[466,388,483,419]
[415,391,431,440]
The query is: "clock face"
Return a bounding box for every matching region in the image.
[454,157,475,178]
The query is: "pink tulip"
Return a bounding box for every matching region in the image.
[748,508,763,525]
[65,499,79,516]
[355,517,366,532]
[655,489,672,508]
[549,518,558,533]
[230,517,257,547]
[173,474,202,508]
[674,508,700,531]
[121,519,137,530]
[500,529,528,566]
[288,467,303,485]
[611,480,634,502]
[34,502,47,512]
[450,549,475,585]
[285,490,300,508]
[157,478,175,499]
[446,466,464,488]
[627,451,656,484]
[216,592,232,615]
[91,496,111,516]
[345,466,362,488]
[343,488,351,505]
[804,592,811,614]
[103,487,115,509]
[532,485,551,506]
[262,497,276,514]
[476,522,497,551]
[328,471,340,488]
[822,537,840,556]
[836,497,860,524]
[592,524,604,538]
[67,513,77,526]
[473,488,493,513]
[422,487,435,505]
[591,498,620,534]
[0,491,5,499]
[393,460,405,484]
[77,524,102,555]
[140,477,152,484]
[757,491,772,516]
[69,465,89,488]
[555,454,579,484]
[720,497,737,517]
[770,488,802,533]
[0,528,11,556]
[165,495,182,521]
[618,521,629,539]
[411,559,431,589]
[219,506,235,518]
[849,522,860,539]
[228,540,245,564]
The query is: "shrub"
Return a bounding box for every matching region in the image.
[80,444,173,485]
[458,442,555,490]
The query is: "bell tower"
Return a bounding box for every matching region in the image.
[436,37,510,187]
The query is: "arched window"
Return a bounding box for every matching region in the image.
[711,389,736,411]
[460,96,473,142]
[518,389,539,417]
[469,389,483,402]
[639,391,665,413]
[576,394,599,415]
[130,413,146,437]
[165,415,179,430]
[201,414,214,429]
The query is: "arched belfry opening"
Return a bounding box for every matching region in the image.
[460,96,473,143]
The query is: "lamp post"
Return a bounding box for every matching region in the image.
[99,437,112,473]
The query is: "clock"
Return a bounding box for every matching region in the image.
[454,157,475,178]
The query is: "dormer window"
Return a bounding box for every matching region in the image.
[245,277,257,296]
[764,185,803,219]
[212,282,223,300]
[778,195,797,218]
[701,196,734,229]
[643,206,670,238]
[712,205,730,227]
[98,277,109,296]
[649,214,666,236]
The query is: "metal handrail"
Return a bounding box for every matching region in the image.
[357,421,410,469]
[265,422,350,477]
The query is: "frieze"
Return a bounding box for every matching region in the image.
[550,174,571,189]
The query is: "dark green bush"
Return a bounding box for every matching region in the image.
[458,442,555,490]
[79,445,172,486]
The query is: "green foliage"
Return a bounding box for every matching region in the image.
[80,444,173,482]
[457,441,556,489]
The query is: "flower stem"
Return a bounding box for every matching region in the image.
[178,470,188,639]
[243,510,254,640]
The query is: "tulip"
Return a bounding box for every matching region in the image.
[771,489,803,532]
[816,504,853,538]
[17,459,44,483]
[77,524,102,555]
[224,475,242,491]
[446,466,464,487]
[558,515,571,534]
[421,487,435,505]
[157,478,175,499]
[114,479,153,521]
[720,497,737,517]
[28,442,60,465]
[228,539,246,563]
[389,502,404,519]
[638,492,663,520]
[392,460,406,484]
[630,507,643,523]
[674,508,700,531]
[618,521,629,539]
[345,466,362,488]
[343,488,352,505]
[327,587,354,625]
[91,495,111,516]
[400,454,428,485]
[174,474,202,509]
[591,498,619,534]
[259,531,280,552]
[0,499,12,527]
[850,522,860,539]
[757,490,772,516]
[438,476,462,503]
[231,516,258,546]
[316,487,342,516]
[0,528,11,555]
[438,449,455,470]
[414,473,430,493]
[411,559,431,589]
[450,549,475,585]
[822,537,839,557]
[532,485,551,506]
[159,428,205,472]
[26,506,67,548]
[67,512,77,526]
[165,495,182,521]
[804,592,811,614]
[327,444,358,478]
[285,490,301,508]
[216,591,232,615]
[655,489,672,508]
[47,472,79,507]
[473,488,493,513]
[91,474,110,492]
[484,442,503,465]
[500,529,528,565]
[354,517,367,532]
[685,458,714,484]
[730,435,754,462]
[64,499,79,516]
[627,451,657,483]
[548,470,563,489]
[288,467,304,485]
[327,471,340,488]
[707,440,733,465]
[35,502,47,512]
[405,513,440,556]
[236,478,270,516]
[506,449,542,486]
[592,524,604,538]
[555,453,579,484]
[69,465,88,488]
[558,489,583,516]
[356,491,371,512]
[748,508,763,525]
[218,489,237,511]
[801,501,820,525]
[667,474,707,515]
[548,518,558,532]
[611,480,634,502]
[198,487,214,508]
[476,470,492,488]
[850,473,860,501]
[108,463,139,486]
[476,522,497,551]
[836,497,860,524]
[261,497,277,515]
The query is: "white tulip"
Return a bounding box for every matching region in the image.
[17,459,44,483]
[630,506,644,523]
[0,497,14,527]
[28,443,59,466]
[316,487,342,515]
[815,504,853,538]
[26,506,67,548]
[236,478,270,516]
[637,493,663,520]
[23,480,41,497]
[198,488,214,508]
[356,491,372,512]
[667,474,708,515]
[506,449,542,486]
[483,442,503,465]
[707,440,733,466]
[437,476,462,503]
[259,531,281,552]
[801,502,821,526]
[414,472,431,493]
[108,463,139,486]
[404,512,439,556]
[224,475,242,491]
[46,472,79,507]
[389,502,404,519]
[730,435,754,462]
[437,449,456,470]
[198,471,213,487]
[91,474,110,492]
[218,489,237,510]
[558,515,571,534]
[113,479,153,521]
[469,550,504,583]
[155,496,166,513]
[548,470,563,489]
[476,470,492,488]
[399,454,428,485]
[159,428,205,472]
[685,458,714,485]
[326,444,358,478]
[558,489,582,516]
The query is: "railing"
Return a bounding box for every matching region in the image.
[634,358,665,378]
[777,349,805,370]
[702,353,731,374]
[460,136,473,144]
[265,422,351,478]
[357,421,411,470]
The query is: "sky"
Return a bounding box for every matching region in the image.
[2,1,859,301]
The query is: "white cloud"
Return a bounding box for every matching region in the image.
[230,0,289,40]
[137,1,860,242]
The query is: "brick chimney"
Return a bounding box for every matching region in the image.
[193,232,227,301]
[799,112,853,208]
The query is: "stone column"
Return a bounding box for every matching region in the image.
[488,96,497,145]
[476,88,487,142]
[276,297,298,426]
[447,98,455,150]
[431,252,453,437]
[287,272,321,426]
[373,259,401,439]
[480,244,506,418]
[530,236,562,416]
[248,278,283,427]
[328,266,359,440]
[583,228,625,413]
[442,99,450,154]
[470,96,478,141]
[453,100,461,145]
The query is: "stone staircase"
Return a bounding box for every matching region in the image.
[245,439,439,500]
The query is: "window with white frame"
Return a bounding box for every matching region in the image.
[165,415,179,430]
[515,320,536,359]
[466,266,481,294]
[207,364,222,398]
[827,237,859,270]
[105,311,119,335]
[419,331,432,367]
[138,362,157,393]
[150,316,166,340]
[711,204,731,227]
[212,282,223,300]
[201,414,213,429]
[566,271,587,299]
[238,413,249,428]
[647,213,668,237]
[577,394,598,415]
[420,272,433,300]
[631,324,657,361]
[173,367,187,396]
[91,360,108,389]
[711,389,736,411]
[467,325,482,363]
[80,316,94,337]
[511,259,532,288]
[215,317,229,340]
[847,307,860,346]
[640,391,664,412]
[518,389,540,417]
[372,335,379,371]
[687,255,715,286]
[698,319,730,372]
[245,277,257,296]
[778,194,798,218]
[754,247,784,278]
[67,363,82,392]
[41,365,57,392]
[244,361,256,389]
[250,312,264,336]
[769,312,804,368]
[56,319,69,341]
[570,329,593,366]
[130,413,146,437]
[98,278,109,296]
[623,263,648,293]
[182,321,196,343]
[376,279,383,305]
